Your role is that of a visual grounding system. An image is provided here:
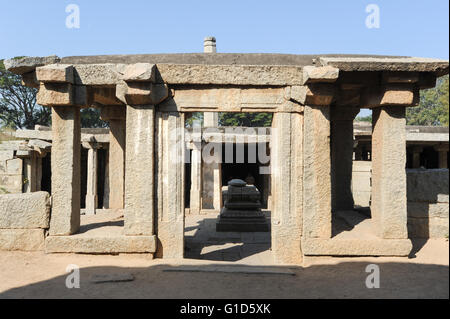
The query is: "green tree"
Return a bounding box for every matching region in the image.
[355,115,372,122]
[219,112,272,127]
[407,75,449,126]
[0,59,51,129]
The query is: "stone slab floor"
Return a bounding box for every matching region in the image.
[0,239,447,298]
[184,211,273,264]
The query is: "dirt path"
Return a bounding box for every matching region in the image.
[0,239,448,299]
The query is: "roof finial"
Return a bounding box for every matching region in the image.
[204,36,216,53]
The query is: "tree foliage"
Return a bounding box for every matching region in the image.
[407,75,449,126]
[0,59,51,129]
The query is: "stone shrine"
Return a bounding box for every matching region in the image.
[216,179,270,232]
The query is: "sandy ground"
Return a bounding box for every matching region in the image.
[0,238,448,299]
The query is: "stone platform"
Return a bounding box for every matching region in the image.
[302,210,412,256]
[45,210,156,254]
[216,208,270,232]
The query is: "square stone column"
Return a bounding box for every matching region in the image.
[124,105,155,236]
[155,111,185,258]
[83,143,98,215]
[331,107,359,211]
[411,146,423,168]
[109,119,126,209]
[23,152,42,193]
[434,145,449,169]
[49,106,81,236]
[189,140,202,215]
[303,105,332,239]
[371,106,408,239]
[271,112,303,264]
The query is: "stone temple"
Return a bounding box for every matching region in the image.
[0,39,449,264]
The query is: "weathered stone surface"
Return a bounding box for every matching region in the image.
[407,169,449,203]
[382,71,419,83]
[302,237,412,256]
[49,106,81,235]
[156,64,304,85]
[271,112,303,264]
[124,83,169,105]
[36,64,74,83]
[45,235,157,253]
[0,229,45,251]
[155,112,185,258]
[122,63,156,82]
[371,106,408,239]
[37,83,73,106]
[0,192,50,229]
[408,217,449,238]
[361,84,419,108]
[100,105,126,121]
[0,175,22,194]
[290,84,335,106]
[319,56,449,76]
[408,202,449,219]
[302,66,339,84]
[124,105,155,236]
[331,107,359,211]
[160,87,297,113]
[72,63,126,85]
[108,119,126,209]
[303,106,331,238]
[4,55,60,75]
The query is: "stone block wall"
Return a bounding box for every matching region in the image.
[406,169,449,238]
[0,191,51,250]
[0,146,23,194]
[352,161,372,207]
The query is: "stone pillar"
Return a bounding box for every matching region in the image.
[189,137,202,215]
[83,143,98,215]
[204,36,217,53]
[23,152,41,193]
[271,112,303,264]
[202,112,221,211]
[371,106,408,239]
[303,106,332,239]
[109,119,126,209]
[411,146,423,168]
[331,107,359,211]
[155,111,185,258]
[434,145,449,169]
[49,106,81,236]
[100,106,126,209]
[124,105,155,236]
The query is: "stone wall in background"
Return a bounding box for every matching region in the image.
[0,191,51,251]
[0,141,24,194]
[407,169,449,238]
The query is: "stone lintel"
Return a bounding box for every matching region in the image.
[290,84,335,106]
[36,64,74,83]
[123,82,169,105]
[302,65,339,85]
[159,86,302,113]
[100,105,126,121]
[37,83,89,107]
[21,71,39,88]
[360,84,419,108]
[122,63,156,82]
[381,71,419,84]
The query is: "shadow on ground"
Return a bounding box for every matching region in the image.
[1,260,448,299]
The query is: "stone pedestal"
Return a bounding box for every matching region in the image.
[216,179,269,232]
[371,106,408,239]
[49,106,81,236]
